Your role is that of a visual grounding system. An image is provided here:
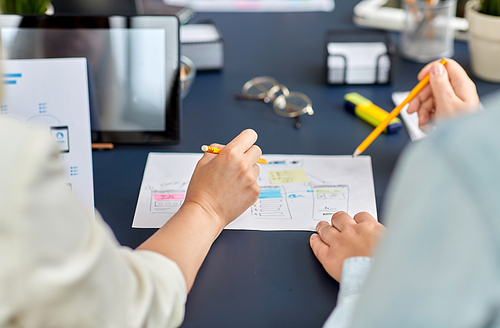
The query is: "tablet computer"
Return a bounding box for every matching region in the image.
[1,15,181,144]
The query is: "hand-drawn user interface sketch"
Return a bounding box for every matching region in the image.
[133,153,377,231]
[252,184,349,220]
[251,159,350,222]
[252,186,291,219]
[311,185,349,220]
[149,182,188,213]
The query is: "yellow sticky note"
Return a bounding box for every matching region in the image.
[268,169,309,184]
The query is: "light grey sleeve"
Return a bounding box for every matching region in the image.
[350,141,500,328]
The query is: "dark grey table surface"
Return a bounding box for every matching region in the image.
[92,1,500,327]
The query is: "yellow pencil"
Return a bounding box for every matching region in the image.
[353,59,447,157]
[201,145,268,164]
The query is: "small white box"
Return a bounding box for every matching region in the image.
[325,30,392,85]
[180,23,224,70]
[327,42,390,84]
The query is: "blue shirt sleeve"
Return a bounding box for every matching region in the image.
[323,257,374,328]
[324,91,500,328]
[350,129,500,327]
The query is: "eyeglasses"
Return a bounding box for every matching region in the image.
[235,76,314,129]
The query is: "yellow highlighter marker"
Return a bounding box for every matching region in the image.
[201,145,268,164]
[344,93,402,134]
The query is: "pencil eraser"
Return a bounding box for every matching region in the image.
[201,145,209,152]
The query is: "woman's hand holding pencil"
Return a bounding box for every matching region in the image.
[407,59,480,127]
[353,59,482,157]
[353,59,448,157]
[185,129,262,230]
[137,129,263,291]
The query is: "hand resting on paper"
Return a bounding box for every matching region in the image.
[137,129,262,291]
[407,59,480,127]
[310,211,385,282]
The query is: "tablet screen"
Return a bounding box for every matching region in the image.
[1,15,180,144]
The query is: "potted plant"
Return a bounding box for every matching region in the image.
[1,0,52,14]
[466,0,500,82]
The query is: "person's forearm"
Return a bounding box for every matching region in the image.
[136,202,223,292]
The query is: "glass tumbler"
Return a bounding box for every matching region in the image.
[400,0,457,62]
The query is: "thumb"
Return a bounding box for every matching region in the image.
[428,62,457,115]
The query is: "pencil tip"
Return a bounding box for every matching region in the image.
[201,145,209,152]
[352,149,362,157]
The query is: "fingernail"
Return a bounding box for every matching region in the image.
[316,221,327,231]
[431,64,445,76]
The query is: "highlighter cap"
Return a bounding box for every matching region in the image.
[386,121,403,134]
[344,92,373,107]
[344,100,356,114]
[344,92,372,114]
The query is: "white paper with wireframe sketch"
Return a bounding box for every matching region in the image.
[132,153,377,231]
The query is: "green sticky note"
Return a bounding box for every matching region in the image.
[316,189,345,194]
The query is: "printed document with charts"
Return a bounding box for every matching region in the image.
[1,58,94,213]
[132,153,377,231]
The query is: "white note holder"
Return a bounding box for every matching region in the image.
[326,29,393,85]
[181,23,224,70]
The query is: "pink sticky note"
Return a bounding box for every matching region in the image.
[153,193,185,201]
